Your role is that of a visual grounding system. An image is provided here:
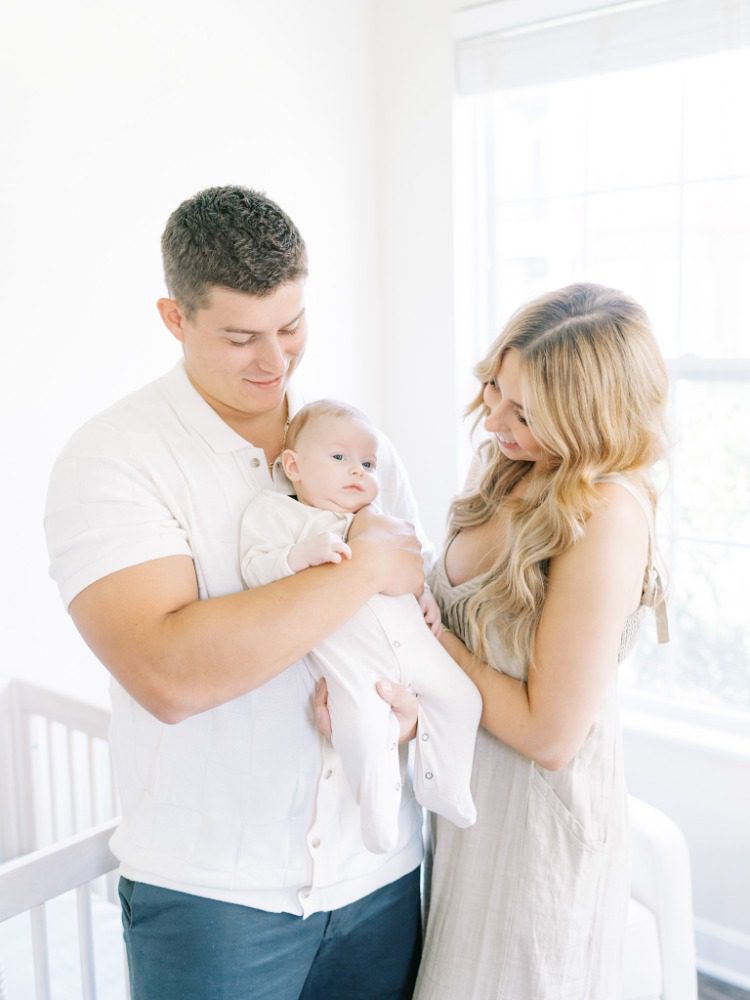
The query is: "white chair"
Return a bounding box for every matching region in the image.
[623,795,698,1000]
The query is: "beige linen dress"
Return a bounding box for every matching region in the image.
[414,477,667,1000]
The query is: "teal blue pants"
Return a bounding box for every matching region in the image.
[119,867,421,1000]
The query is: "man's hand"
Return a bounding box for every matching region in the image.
[287,532,352,572]
[348,507,424,597]
[313,677,418,744]
[375,679,419,743]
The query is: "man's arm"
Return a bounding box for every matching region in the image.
[70,514,423,724]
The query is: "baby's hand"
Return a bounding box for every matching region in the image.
[288,532,352,572]
[419,587,443,637]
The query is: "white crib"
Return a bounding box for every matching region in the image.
[0,677,698,1000]
[0,678,125,1000]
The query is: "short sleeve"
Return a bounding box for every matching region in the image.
[45,433,191,609]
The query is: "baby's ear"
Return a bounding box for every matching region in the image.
[281,448,300,481]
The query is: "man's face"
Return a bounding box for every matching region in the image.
[284,415,380,514]
[161,283,307,421]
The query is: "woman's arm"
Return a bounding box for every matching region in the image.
[442,483,649,770]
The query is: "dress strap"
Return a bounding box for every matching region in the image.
[598,475,670,643]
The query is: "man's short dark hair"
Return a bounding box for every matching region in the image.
[161,185,308,315]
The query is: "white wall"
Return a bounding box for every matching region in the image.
[374,0,462,547]
[1,0,382,705]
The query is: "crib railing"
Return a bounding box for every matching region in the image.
[0,819,124,1000]
[0,678,126,999]
[0,679,117,863]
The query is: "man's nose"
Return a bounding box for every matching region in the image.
[257,335,286,374]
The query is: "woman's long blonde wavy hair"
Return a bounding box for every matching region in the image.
[449,283,669,667]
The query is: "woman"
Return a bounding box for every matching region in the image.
[413,283,670,1000]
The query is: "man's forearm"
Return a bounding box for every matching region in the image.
[160,556,384,720]
[71,531,422,724]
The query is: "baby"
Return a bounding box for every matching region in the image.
[240,400,481,853]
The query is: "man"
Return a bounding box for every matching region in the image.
[45,186,426,999]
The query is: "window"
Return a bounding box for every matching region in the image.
[454,0,750,713]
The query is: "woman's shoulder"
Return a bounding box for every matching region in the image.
[592,474,654,530]
[557,476,651,574]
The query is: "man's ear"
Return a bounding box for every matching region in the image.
[156,298,188,343]
[282,449,301,482]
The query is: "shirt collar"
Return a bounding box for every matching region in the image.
[161,361,305,454]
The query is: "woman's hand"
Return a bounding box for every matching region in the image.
[313,677,418,744]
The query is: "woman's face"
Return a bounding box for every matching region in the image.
[483,348,550,466]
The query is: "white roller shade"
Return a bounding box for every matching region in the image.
[455,0,750,94]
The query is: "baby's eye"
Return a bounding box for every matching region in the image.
[332,453,344,461]
[362,461,375,470]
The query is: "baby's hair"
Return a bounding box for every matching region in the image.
[286,399,373,450]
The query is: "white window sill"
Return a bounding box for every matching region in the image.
[620,688,750,760]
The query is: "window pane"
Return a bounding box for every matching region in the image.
[456,40,750,714]
[492,196,586,324]
[585,64,683,191]
[682,177,750,357]
[489,82,587,199]
[585,186,681,355]
[684,48,750,180]
[671,380,750,543]
[625,540,750,711]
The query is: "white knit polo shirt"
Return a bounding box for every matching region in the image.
[45,362,425,916]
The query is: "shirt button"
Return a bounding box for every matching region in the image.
[425,771,433,780]
[324,769,333,780]
[395,782,401,791]
[311,837,321,849]
[393,639,401,648]
[251,457,261,468]
[421,733,430,741]
[390,741,397,751]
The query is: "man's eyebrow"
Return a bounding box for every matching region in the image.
[221,307,306,336]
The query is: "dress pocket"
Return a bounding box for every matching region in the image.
[529,764,607,853]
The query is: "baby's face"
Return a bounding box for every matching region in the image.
[288,415,379,513]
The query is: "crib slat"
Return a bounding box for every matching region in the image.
[15,710,37,854]
[45,720,59,843]
[109,756,118,815]
[29,904,52,1000]
[88,735,99,825]
[68,728,79,833]
[76,884,98,999]
[123,944,132,1000]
